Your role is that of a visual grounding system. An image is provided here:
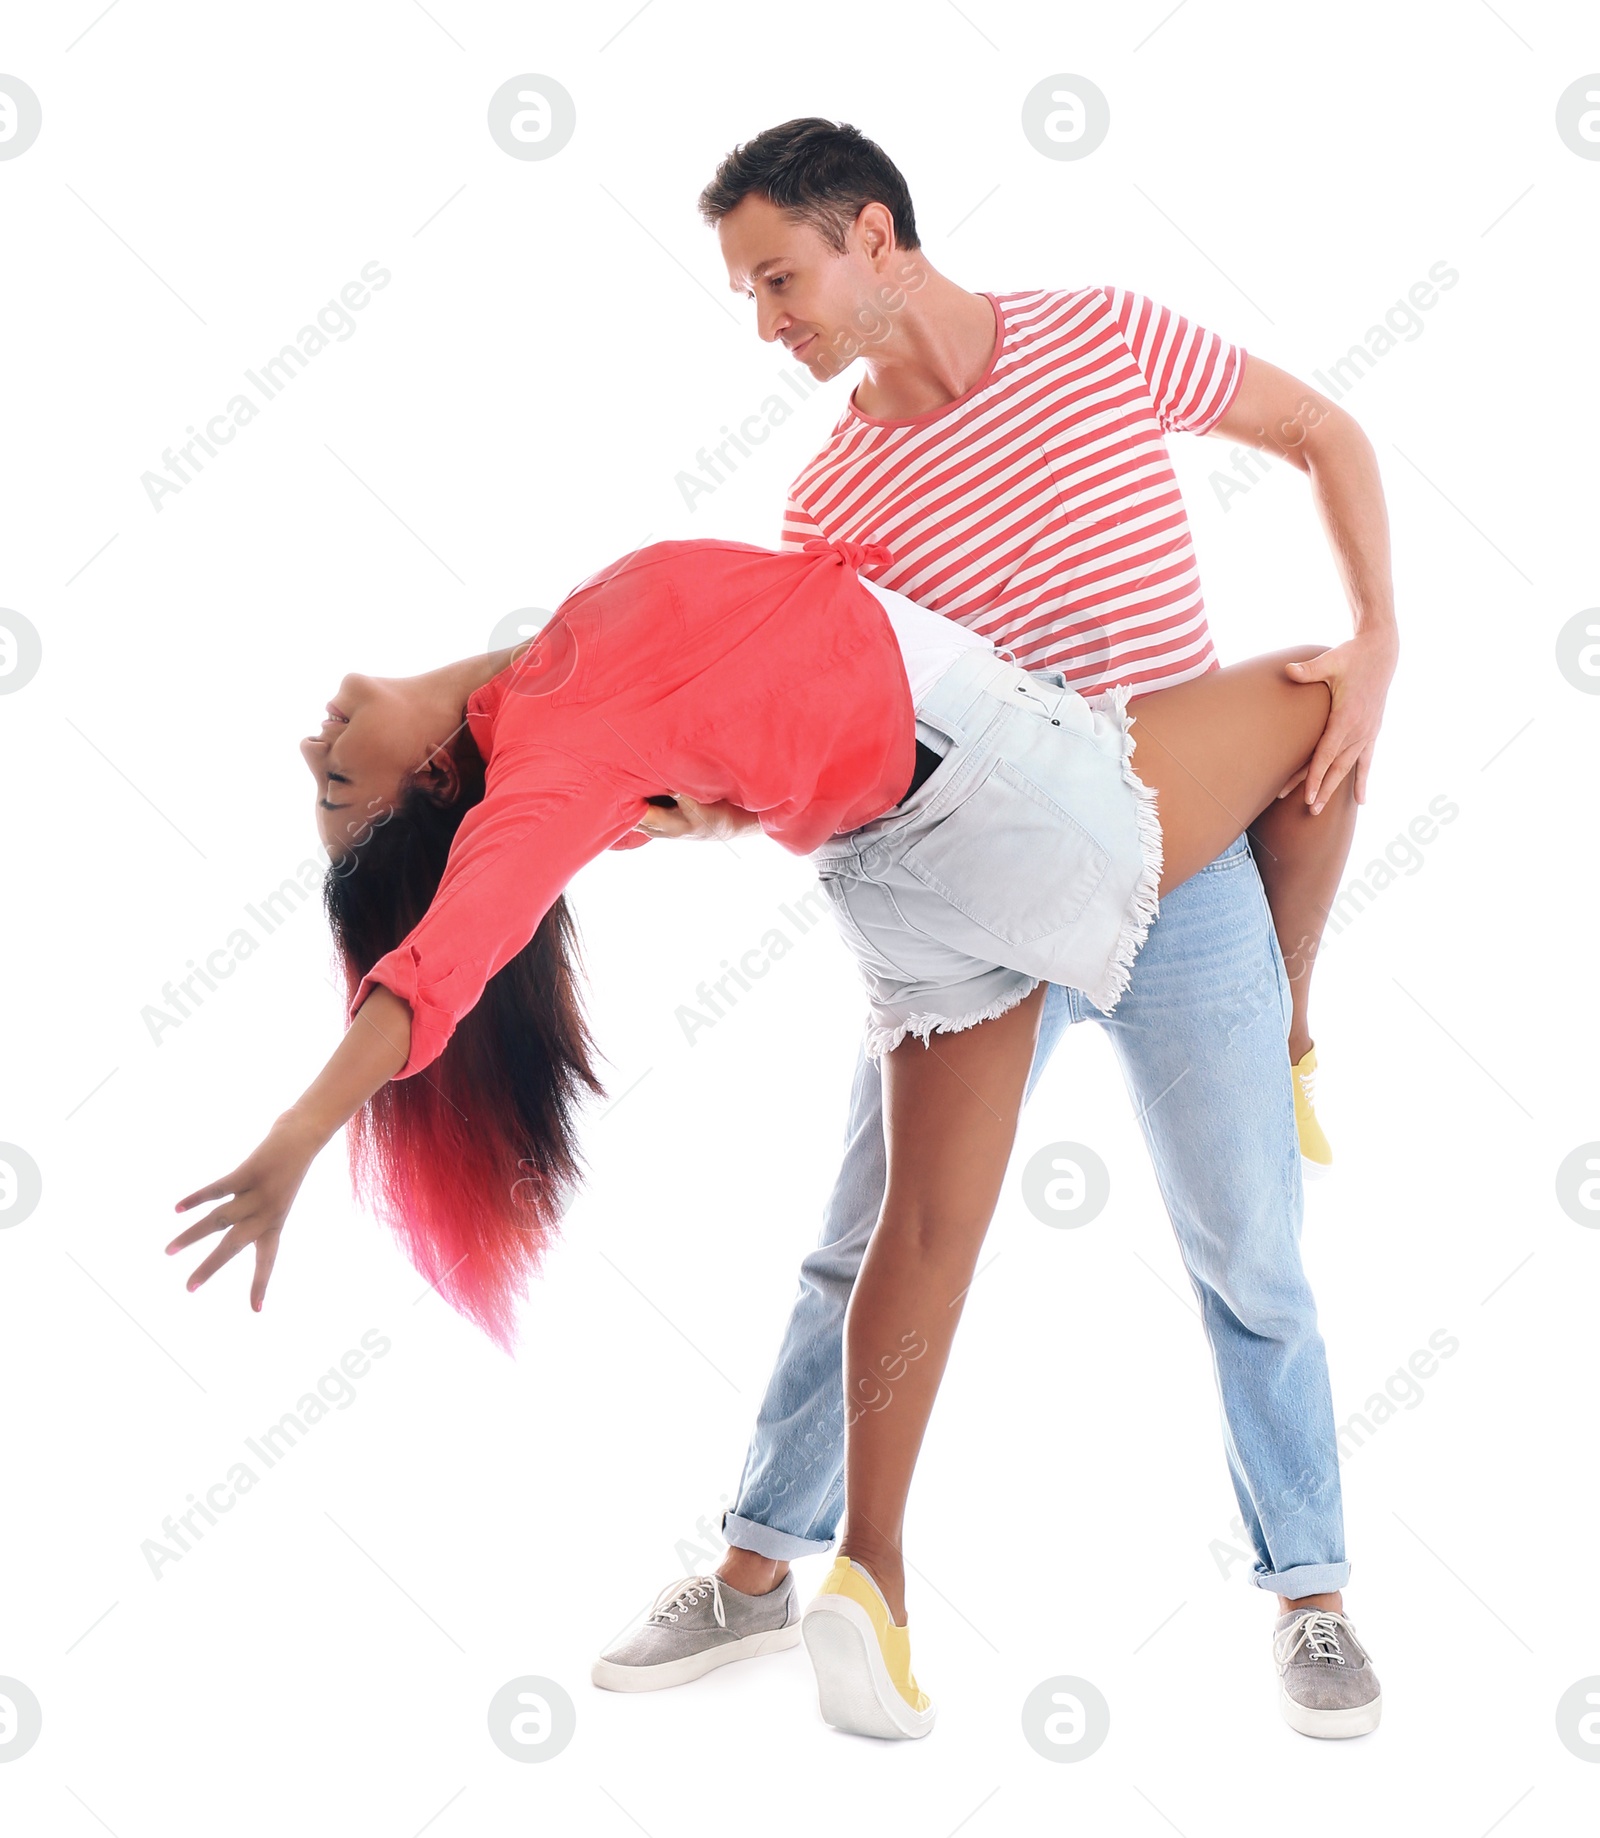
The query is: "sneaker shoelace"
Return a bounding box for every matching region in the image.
[647,1574,726,1629]
[1298,1062,1318,1106]
[1274,1608,1357,1670]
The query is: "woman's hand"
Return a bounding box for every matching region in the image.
[165,985,413,1314]
[168,1111,322,1311]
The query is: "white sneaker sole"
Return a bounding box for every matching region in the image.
[590,1622,800,1693]
[1301,1154,1332,1182]
[1279,1686,1381,1738]
[801,1596,935,1739]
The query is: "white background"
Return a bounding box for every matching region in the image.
[3,1,1597,1831]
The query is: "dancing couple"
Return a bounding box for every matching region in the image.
[171,120,1398,1741]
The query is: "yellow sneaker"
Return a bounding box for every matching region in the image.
[1293,1045,1333,1178]
[801,1555,935,1739]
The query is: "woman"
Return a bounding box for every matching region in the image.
[169,533,1355,1740]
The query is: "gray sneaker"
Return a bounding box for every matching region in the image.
[591,1571,801,1692]
[1272,1608,1382,1737]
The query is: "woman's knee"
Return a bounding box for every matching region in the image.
[874,1193,990,1267]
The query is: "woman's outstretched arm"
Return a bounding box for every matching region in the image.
[166,985,413,1308]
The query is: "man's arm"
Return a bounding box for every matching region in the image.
[1210,354,1398,812]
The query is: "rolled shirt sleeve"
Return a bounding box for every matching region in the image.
[347,743,642,1080]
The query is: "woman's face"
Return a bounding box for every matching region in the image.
[298,671,456,858]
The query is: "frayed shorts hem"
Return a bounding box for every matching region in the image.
[817,650,1166,1061]
[863,974,1042,1061]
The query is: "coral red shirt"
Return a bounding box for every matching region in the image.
[347,537,915,1079]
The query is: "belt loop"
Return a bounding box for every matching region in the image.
[913,648,982,748]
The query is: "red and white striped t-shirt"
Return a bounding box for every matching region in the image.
[779,287,1246,696]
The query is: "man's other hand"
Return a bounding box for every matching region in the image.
[1279,631,1398,812]
[634,794,763,842]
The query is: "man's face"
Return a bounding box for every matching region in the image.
[717,193,890,381]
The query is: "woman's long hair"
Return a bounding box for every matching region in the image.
[322,731,605,1353]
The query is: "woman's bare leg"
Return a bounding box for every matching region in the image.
[1127,645,1358,1065]
[836,984,1048,1625]
[1247,770,1357,1063]
[832,649,1351,1629]
[1125,646,1334,891]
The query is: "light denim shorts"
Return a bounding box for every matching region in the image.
[814,646,1165,1060]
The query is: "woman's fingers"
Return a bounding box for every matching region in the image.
[166,1197,240,1255]
[181,1217,259,1292]
[250,1230,282,1313]
[173,1172,240,1215]
[169,1196,283,1306]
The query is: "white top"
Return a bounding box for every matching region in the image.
[859,575,992,711]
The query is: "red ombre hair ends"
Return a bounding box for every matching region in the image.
[322,740,604,1352]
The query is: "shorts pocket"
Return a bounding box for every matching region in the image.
[898,752,1112,946]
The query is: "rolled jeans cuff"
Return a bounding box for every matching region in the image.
[720,1508,834,1563]
[1250,1559,1351,1597]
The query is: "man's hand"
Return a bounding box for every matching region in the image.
[634,794,762,842]
[1280,631,1398,812]
[167,1111,322,1311]
[1210,357,1398,814]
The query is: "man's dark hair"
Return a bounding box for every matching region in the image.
[698,118,920,253]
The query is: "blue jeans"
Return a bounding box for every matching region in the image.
[722,829,1349,1598]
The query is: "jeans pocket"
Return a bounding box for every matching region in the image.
[819,872,912,983]
[1200,830,1253,873]
[899,751,1112,945]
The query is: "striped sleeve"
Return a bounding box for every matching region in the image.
[1100,287,1246,435]
[779,492,829,552]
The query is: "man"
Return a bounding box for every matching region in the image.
[592,119,1396,1737]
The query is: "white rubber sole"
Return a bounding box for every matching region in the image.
[1279,1686,1381,1738]
[590,1622,801,1693]
[1301,1154,1332,1182]
[801,1596,935,1739]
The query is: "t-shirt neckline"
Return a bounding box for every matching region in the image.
[844,292,1006,431]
